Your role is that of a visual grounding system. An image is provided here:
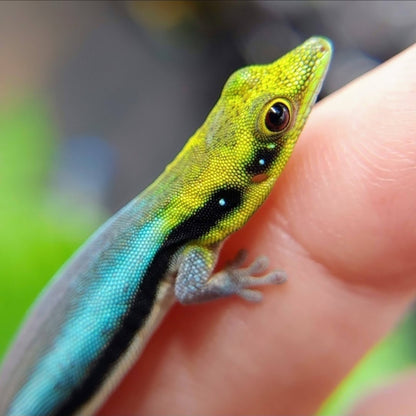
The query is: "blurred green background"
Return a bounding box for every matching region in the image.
[0,1,415,414]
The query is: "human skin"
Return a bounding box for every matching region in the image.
[99,42,416,415]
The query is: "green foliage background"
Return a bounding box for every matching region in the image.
[0,97,105,358]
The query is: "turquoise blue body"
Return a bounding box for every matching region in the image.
[0,190,172,415]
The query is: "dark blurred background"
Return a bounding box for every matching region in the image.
[0,1,415,414]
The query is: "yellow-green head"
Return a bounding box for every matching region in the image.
[163,37,332,244]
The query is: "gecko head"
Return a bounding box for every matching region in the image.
[220,36,332,151]
[202,36,332,186]
[256,36,332,145]
[170,38,332,244]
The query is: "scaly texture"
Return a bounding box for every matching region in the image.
[0,37,332,416]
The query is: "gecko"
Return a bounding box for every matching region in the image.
[0,37,332,416]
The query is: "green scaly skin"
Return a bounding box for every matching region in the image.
[0,37,332,416]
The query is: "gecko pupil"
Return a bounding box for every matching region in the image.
[265,102,290,132]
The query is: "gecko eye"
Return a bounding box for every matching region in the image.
[265,102,290,133]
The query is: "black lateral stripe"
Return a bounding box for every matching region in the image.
[246,145,281,176]
[52,186,243,415]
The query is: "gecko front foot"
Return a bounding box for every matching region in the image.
[220,250,287,302]
[175,246,287,304]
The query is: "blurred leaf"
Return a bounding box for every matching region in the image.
[0,97,104,358]
[318,312,416,415]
